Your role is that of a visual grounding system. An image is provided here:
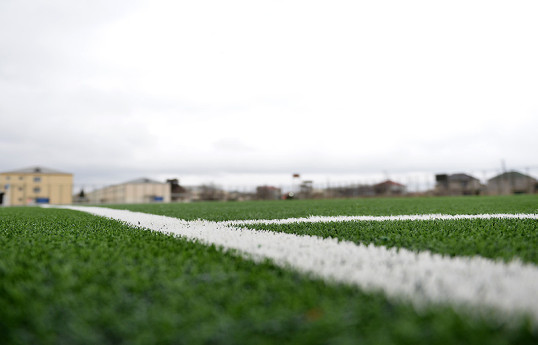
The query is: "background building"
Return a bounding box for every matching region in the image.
[83,178,171,204]
[0,166,73,206]
[434,173,483,196]
[487,171,537,195]
[373,180,406,196]
[256,185,282,200]
[167,178,188,202]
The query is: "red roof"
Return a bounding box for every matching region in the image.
[374,180,405,187]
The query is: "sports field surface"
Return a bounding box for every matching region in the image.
[1,195,537,344]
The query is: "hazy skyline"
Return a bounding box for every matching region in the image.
[1,0,537,188]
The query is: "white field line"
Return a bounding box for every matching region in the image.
[219,213,538,225]
[53,206,538,324]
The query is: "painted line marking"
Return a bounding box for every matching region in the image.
[219,213,538,225]
[51,206,538,325]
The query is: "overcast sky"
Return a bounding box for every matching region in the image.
[1,0,537,188]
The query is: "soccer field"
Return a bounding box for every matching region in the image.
[1,195,537,344]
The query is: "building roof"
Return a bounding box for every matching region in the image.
[122,178,164,185]
[1,166,71,174]
[374,180,405,187]
[488,171,536,182]
[448,173,479,182]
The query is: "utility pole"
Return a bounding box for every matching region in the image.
[501,159,508,194]
[291,173,300,198]
[526,167,531,193]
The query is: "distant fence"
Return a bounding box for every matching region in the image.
[70,166,538,204]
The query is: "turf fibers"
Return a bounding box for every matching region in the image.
[1,197,537,344]
[105,195,538,221]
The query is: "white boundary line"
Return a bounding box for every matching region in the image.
[51,206,538,325]
[219,213,538,225]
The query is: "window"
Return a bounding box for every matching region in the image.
[34,177,41,182]
[33,187,41,194]
[5,176,10,181]
[18,176,23,180]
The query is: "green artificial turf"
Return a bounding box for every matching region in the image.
[1,207,536,344]
[105,195,538,221]
[244,218,538,264]
[106,195,538,263]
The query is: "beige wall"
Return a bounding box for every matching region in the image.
[85,182,171,204]
[435,179,482,196]
[0,172,73,206]
[487,176,536,195]
[447,179,482,195]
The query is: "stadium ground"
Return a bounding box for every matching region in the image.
[1,195,537,344]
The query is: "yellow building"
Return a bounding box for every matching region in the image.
[0,166,73,206]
